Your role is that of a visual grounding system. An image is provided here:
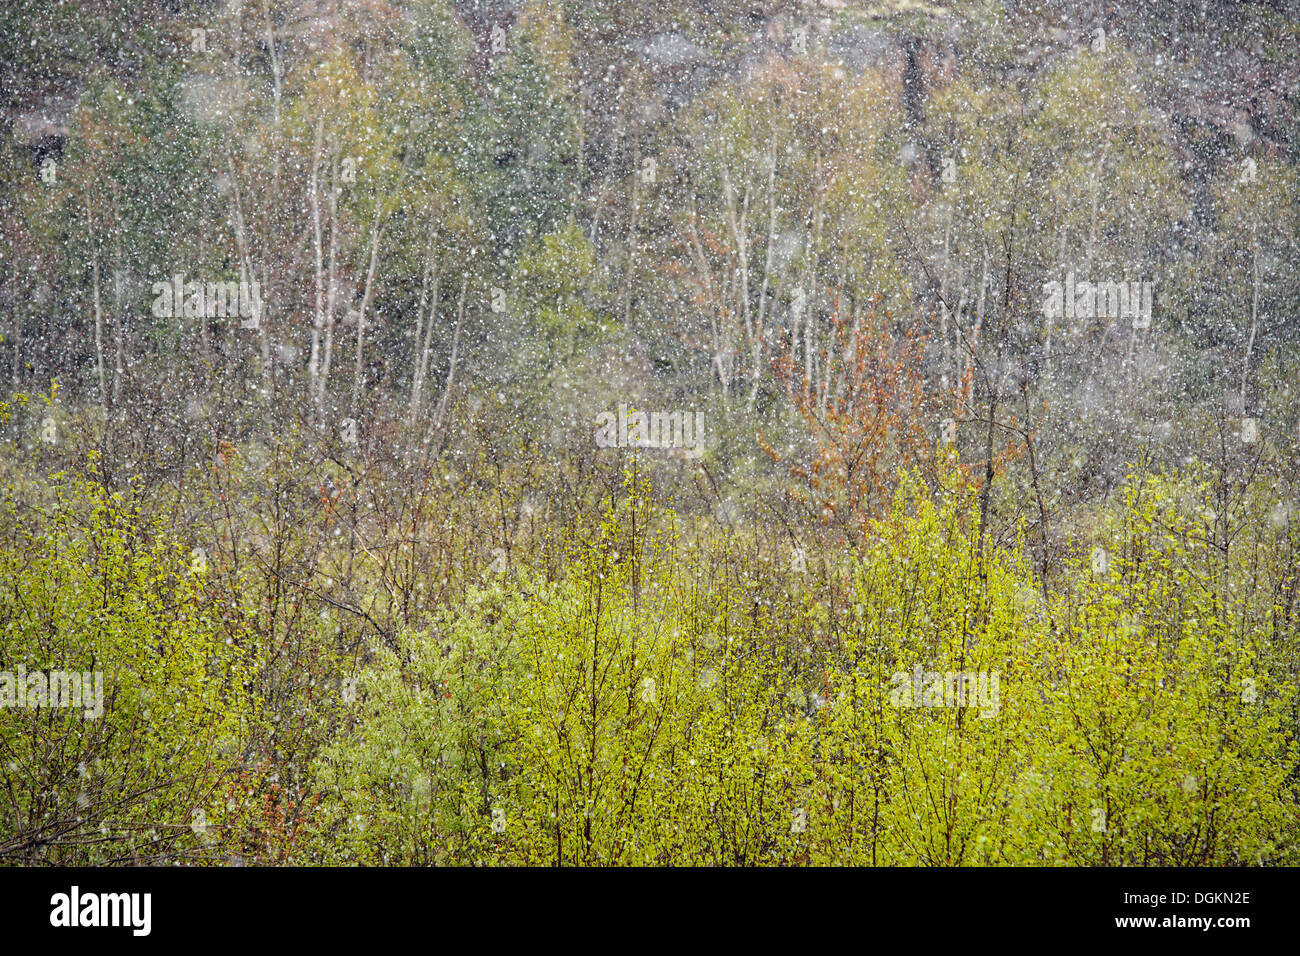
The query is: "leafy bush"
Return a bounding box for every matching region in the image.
[0,468,257,864]
[299,471,1298,865]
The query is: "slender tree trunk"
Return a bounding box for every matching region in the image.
[225,150,270,396]
[950,277,967,395]
[723,167,752,399]
[111,308,125,406]
[820,283,836,412]
[964,246,988,417]
[978,236,1015,544]
[262,0,283,195]
[408,237,440,425]
[111,236,125,407]
[416,267,441,407]
[1023,390,1051,600]
[807,196,825,408]
[350,203,384,415]
[1046,230,1065,373]
[258,0,282,404]
[309,116,325,417]
[1240,232,1259,413]
[91,250,107,408]
[320,161,340,407]
[623,136,642,328]
[407,254,432,421]
[434,273,468,430]
[197,233,209,361]
[685,189,732,399]
[749,153,777,411]
[9,251,19,388]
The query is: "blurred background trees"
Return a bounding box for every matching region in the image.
[3,0,1300,865]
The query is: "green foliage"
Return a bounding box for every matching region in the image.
[300,469,1299,865]
[0,467,257,864]
[2,0,1299,870]
[509,219,608,378]
[468,22,581,257]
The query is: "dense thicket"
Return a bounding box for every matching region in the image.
[2,0,1298,864]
